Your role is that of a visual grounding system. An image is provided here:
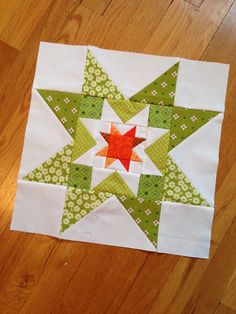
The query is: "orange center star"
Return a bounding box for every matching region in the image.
[96,123,145,171]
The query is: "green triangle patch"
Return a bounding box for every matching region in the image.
[145,131,170,175]
[23,144,73,186]
[107,99,148,123]
[163,156,209,207]
[60,187,112,233]
[93,172,135,197]
[169,107,219,151]
[129,62,179,106]
[117,195,161,247]
[82,49,125,100]
[37,90,81,138]
[72,119,96,160]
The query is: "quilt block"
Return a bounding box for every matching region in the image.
[11,43,229,258]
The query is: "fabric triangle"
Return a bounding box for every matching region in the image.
[117,195,161,247]
[82,49,124,100]
[93,171,135,197]
[60,187,112,233]
[168,107,219,151]
[107,99,148,123]
[100,132,110,143]
[96,146,108,157]
[60,195,156,252]
[37,90,81,138]
[129,62,179,106]
[124,125,136,137]
[72,119,96,160]
[162,156,209,207]
[23,144,73,186]
[133,137,145,147]
[119,158,131,171]
[105,157,116,167]
[145,131,170,175]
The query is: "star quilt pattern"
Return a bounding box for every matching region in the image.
[11,43,229,258]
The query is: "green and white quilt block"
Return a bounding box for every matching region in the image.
[11,43,229,258]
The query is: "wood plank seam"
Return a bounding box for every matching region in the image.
[111,253,150,313]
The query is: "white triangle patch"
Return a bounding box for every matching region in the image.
[60,195,156,252]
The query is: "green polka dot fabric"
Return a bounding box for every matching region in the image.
[72,118,96,160]
[82,49,124,100]
[130,62,179,106]
[138,174,164,201]
[15,45,227,259]
[108,99,148,123]
[37,90,81,138]
[118,195,161,246]
[145,131,170,175]
[61,187,112,232]
[24,144,73,186]
[67,163,92,189]
[169,107,219,151]
[163,157,209,207]
[93,172,135,198]
[79,95,104,119]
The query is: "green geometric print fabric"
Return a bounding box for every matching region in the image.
[67,163,92,189]
[169,107,219,151]
[145,131,170,175]
[138,174,164,201]
[148,104,173,129]
[93,172,135,198]
[108,99,148,123]
[79,95,104,119]
[118,195,161,246]
[130,62,179,106]
[163,156,209,207]
[60,187,112,232]
[72,118,96,160]
[37,90,81,138]
[82,49,124,100]
[23,144,73,186]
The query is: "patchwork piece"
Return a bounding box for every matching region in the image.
[11,43,229,259]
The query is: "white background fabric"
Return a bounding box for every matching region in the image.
[158,201,214,258]
[33,42,87,93]
[11,180,66,237]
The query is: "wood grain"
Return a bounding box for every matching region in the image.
[0,0,236,313]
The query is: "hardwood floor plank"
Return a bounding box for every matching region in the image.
[144,0,197,56]
[0,40,18,81]
[0,235,59,313]
[182,217,236,313]
[116,254,178,314]
[0,0,53,50]
[81,0,112,15]
[114,0,173,52]
[214,303,236,314]
[222,268,236,310]
[185,0,204,8]
[51,247,148,314]
[147,243,218,314]
[40,0,83,43]
[173,0,235,59]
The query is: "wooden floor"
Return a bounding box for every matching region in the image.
[0,0,236,313]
